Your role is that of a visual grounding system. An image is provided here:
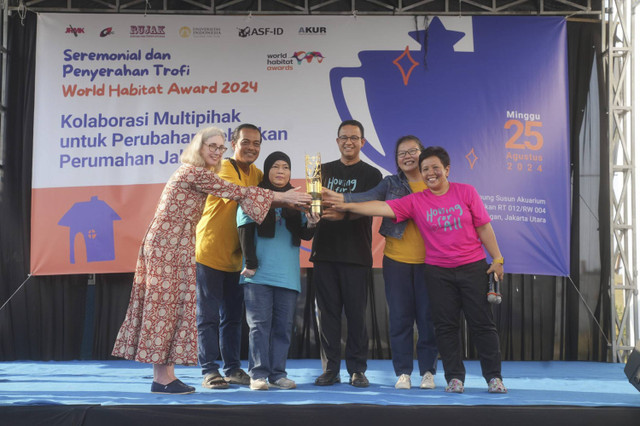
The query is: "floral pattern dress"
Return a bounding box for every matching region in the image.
[112,164,273,365]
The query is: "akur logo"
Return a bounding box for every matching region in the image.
[58,196,121,264]
[298,26,327,35]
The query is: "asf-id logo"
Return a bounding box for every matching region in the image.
[66,25,85,36]
[238,26,284,38]
[298,26,327,35]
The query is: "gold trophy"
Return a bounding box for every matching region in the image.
[305,153,323,215]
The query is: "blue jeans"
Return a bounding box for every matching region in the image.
[424,260,502,383]
[196,262,244,376]
[383,256,438,376]
[243,283,298,382]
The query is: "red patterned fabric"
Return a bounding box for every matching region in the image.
[112,164,273,365]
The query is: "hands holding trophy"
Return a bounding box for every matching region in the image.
[305,153,323,216]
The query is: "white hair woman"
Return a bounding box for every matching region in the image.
[112,127,310,394]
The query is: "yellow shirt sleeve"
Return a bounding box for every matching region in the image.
[195,159,263,272]
[383,180,427,264]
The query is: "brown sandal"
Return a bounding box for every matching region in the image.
[202,371,229,389]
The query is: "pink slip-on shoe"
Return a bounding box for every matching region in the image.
[445,378,464,393]
[488,377,507,393]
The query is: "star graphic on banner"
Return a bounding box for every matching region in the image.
[466,148,478,169]
[392,46,419,86]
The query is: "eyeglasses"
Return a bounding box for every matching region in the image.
[205,143,228,153]
[397,148,420,158]
[338,135,362,142]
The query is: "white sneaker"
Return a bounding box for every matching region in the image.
[395,374,411,389]
[420,372,436,389]
[250,378,269,391]
[271,377,297,389]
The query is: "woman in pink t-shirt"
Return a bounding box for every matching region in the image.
[331,146,506,394]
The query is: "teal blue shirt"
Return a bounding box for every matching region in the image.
[237,208,306,292]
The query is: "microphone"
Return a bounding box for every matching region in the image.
[487,273,502,304]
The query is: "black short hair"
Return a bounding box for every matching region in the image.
[232,123,261,143]
[337,119,365,139]
[394,135,425,173]
[419,146,450,169]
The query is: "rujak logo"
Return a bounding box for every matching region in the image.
[130,25,166,38]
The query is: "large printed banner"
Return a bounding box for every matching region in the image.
[31,14,569,276]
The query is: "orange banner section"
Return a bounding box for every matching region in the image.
[31,179,385,275]
[31,184,164,275]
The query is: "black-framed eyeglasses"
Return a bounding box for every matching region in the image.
[205,143,228,153]
[397,148,420,158]
[338,135,362,142]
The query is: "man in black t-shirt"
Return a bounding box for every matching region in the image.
[310,119,382,388]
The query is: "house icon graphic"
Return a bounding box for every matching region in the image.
[58,196,122,264]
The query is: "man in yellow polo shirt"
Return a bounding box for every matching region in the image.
[196,123,263,389]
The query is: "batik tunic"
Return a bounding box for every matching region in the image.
[112,164,273,365]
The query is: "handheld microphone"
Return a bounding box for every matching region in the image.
[487,273,502,304]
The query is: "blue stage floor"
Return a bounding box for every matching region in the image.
[1,359,638,407]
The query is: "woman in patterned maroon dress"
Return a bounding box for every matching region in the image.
[112,127,310,394]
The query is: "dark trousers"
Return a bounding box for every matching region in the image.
[383,256,438,376]
[196,262,244,376]
[424,260,502,383]
[314,261,369,375]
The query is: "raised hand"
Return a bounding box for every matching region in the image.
[273,186,312,208]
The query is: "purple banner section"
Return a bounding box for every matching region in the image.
[331,16,569,276]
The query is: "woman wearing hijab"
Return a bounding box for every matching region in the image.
[237,151,320,390]
[112,129,311,394]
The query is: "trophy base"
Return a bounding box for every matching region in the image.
[310,202,322,216]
